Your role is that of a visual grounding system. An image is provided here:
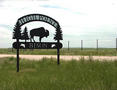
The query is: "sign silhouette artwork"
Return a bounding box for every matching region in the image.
[12,14,63,72]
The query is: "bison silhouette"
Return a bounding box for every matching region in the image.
[30,27,49,42]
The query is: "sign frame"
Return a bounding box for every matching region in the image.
[13,14,63,72]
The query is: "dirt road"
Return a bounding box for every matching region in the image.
[0,54,117,61]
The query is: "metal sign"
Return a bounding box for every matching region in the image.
[13,42,63,49]
[12,14,63,72]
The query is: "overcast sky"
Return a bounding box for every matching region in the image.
[0,0,116,48]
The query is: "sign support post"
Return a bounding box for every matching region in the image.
[57,40,60,65]
[16,38,19,72]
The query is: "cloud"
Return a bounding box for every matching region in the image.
[40,5,68,10]
[0,24,12,30]
[0,0,116,48]
[0,24,13,48]
[40,4,85,15]
[0,0,4,7]
[0,27,12,41]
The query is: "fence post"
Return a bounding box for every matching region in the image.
[116,38,117,51]
[68,41,69,51]
[12,48,13,52]
[97,39,98,51]
[81,40,83,50]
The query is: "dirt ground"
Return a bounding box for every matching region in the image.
[0,54,117,61]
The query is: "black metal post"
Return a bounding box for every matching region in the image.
[16,38,19,72]
[68,41,69,51]
[57,40,60,65]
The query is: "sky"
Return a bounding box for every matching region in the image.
[0,0,116,48]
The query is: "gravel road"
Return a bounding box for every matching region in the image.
[0,54,117,61]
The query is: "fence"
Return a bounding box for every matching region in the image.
[63,38,117,50]
[3,38,117,51]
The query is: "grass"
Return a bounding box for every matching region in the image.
[0,57,117,90]
[1,48,117,56]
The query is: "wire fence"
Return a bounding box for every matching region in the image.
[63,38,117,50]
[2,38,117,52]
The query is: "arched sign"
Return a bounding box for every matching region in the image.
[12,14,63,72]
[18,14,59,28]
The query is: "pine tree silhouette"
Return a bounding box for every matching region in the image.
[54,26,63,40]
[13,22,22,39]
[22,27,29,42]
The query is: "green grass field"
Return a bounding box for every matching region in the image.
[1,48,117,56]
[0,57,117,90]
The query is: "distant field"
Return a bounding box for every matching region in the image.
[0,57,116,90]
[0,48,117,56]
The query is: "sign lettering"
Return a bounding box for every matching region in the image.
[18,14,58,28]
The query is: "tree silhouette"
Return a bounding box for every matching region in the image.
[54,26,63,40]
[13,22,22,39]
[21,27,29,42]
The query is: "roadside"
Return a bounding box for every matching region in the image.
[0,54,117,61]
